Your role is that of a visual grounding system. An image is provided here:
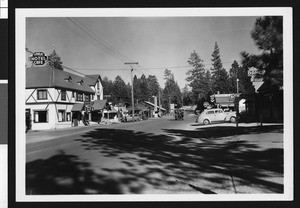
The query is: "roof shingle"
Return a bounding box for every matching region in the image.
[26,66,94,94]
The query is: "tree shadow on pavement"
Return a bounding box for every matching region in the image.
[26,125,283,194]
[166,125,283,140]
[26,150,133,194]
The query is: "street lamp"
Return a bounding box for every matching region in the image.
[236,78,239,93]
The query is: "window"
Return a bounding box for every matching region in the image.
[58,110,66,122]
[97,81,100,90]
[37,90,47,100]
[66,112,71,121]
[64,76,72,82]
[76,93,83,101]
[61,90,66,101]
[85,94,90,102]
[34,110,48,123]
[215,110,223,114]
[97,95,100,100]
[206,111,214,115]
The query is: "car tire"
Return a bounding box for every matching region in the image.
[203,119,210,125]
[230,116,236,123]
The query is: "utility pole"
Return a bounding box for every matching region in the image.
[125,62,138,122]
[158,90,161,115]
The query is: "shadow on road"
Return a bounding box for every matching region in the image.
[166,125,283,140]
[26,125,283,195]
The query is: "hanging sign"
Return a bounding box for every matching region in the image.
[30,52,47,65]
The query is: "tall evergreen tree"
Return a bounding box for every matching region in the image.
[102,76,114,102]
[186,50,211,101]
[228,60,240,93]
[47,49,63,70]
[139,74,150,102]
[132,75,141,104]
[162,69,182,112]
[182,84,193,106]
[210,42,230,93]
[229,60,255,94]
[112,76,130,104]
[241,16,283,87]
[147,75,160,97]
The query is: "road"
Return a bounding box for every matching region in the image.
[26,113,284,195]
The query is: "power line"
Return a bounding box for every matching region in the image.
[73,17,136,63]
[65,17,133,64]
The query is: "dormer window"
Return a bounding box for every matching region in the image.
[77,79,84,85]
[64,76,72,82]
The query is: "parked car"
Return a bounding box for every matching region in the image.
[195,108,236,125]
[122,114,142,122]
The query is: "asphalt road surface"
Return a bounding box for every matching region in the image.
[26,113,284,195]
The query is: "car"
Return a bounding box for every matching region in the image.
[195,108,237,125]
[123,114,142,122]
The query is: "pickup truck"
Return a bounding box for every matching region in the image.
[195,108,236,125]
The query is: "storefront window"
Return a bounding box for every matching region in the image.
[58,110,66,122]
[66,112,71,121]
[34,110,48,123]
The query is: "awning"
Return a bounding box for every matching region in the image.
[71,103,84,111]
[91,100,107,111]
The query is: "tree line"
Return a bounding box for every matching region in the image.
[46,16,283,112]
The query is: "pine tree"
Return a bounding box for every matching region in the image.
[162,69,182,111]
[229,60,255,94]
[147,75,160,97]
[139,74,150,102]
[228,60,239,93]
[102,76,114,101]
[133,75,141,103]
[47,49,63,70]
[182,84,193,106]
[210,42,230,93]
[186,50,211,102]
[241,16,283,87]
[112,76,130,104]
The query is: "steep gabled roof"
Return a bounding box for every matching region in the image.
[91,99,107,110]
[26,66,94,94]
[84,74,102,86]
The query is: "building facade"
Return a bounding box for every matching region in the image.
[26,66,104,130]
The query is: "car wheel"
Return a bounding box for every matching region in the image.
[230,116,236,123]
[203,119,210,125]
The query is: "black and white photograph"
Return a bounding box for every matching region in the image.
[15,8,293,201]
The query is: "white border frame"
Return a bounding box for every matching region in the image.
[16,8,293,202]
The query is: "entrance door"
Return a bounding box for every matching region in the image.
[25,109,31,132]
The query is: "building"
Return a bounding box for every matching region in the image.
[256,80,283,122]
[83,74,103,100]
[25,66,105,130]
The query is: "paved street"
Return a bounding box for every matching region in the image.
[26,112,284,195]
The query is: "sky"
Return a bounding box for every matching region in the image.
[26,15,261,89]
